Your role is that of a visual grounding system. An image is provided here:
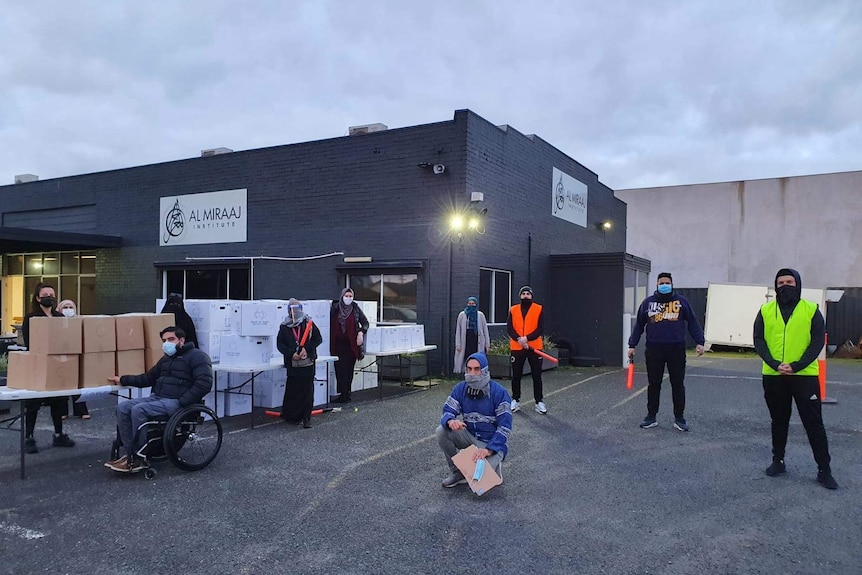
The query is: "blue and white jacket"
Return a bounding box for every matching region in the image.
[441,381,513,459]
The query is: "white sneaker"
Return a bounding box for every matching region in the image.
[510,399,521,413]
[535,401,547,414]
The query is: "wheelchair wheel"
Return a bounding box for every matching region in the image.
[144,468,157,480]
[162,405,223,471]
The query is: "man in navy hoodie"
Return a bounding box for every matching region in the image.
[628,272,705,431]
[436,352,513,488]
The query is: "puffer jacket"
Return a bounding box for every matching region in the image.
[121,343,213,407]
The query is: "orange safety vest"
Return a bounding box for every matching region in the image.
[509,303,543,351]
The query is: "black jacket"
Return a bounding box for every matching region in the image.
[121,343,213,407]
[277,319,323,365]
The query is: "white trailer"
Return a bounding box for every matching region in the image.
[704,282,843,350]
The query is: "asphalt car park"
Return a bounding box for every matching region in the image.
[1,354,860,574]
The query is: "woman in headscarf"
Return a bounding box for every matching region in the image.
[160,293,198,348]
[277,299,322,428]
[56,299,90,419]
[330,288,370,403]
[453,296,490,374]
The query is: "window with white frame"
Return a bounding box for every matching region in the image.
[347,273,418,323]
[479,267,512,324]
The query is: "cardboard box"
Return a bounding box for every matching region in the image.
[27,316,83,355]
[231,302,281,336]
[80,351,116,388]
[82,315,117,353]
[142,313,176,349]
[253,379,286,409]
[197,330,221,363]
[203,391,225,419]
[219,334,272,366]
[452,445,503,496]
[222,391,253,416]
[115,314,145,350]
[145,347,164,371]
[116,349,146,377]
[185,300,233,332]
[6,351,79,391]
[408,325,426,348]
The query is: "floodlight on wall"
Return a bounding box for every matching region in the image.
[596,220,613,231]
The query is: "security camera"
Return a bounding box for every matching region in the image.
[433,164,446,175]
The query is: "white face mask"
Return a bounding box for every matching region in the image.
[61,308,76,317]
[342,296,353,305]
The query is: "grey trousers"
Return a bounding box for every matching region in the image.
[117,396,180,458]
[436,424,503,474]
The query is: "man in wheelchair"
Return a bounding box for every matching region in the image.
[106,326,213,473]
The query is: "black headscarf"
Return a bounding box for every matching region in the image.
[160,293,198,346]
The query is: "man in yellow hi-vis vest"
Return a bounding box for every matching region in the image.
[753,268,837,489]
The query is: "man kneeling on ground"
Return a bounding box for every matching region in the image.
[436,352,512,488]
[106,326,213,473]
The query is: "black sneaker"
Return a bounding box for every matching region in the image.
[24,438,38,454]
[817,469,838,490]
[765,459,786,476]
[639,416,658,429]
[673,418,690,432]
[441,471,467,488]
[53,433,75,447]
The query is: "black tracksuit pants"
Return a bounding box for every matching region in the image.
[762,374,831,470]
[645,345,687,418]
[511,349,543,402]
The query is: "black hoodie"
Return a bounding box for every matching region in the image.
[753,268,825,373]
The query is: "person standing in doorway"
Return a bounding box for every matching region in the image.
[56,299,90,419]
[20,283,76,453]
[507,286,547,415]
[330,288,369,403]
[753,268,837,489]
[160,293,198,348]
[453,296,490,374]
[277,299,323,428]
[628,272,704,431]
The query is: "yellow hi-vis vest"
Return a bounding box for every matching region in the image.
[760,299,820,376]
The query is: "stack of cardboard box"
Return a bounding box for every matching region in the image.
[6,313,174,392]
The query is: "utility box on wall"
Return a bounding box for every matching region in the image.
[548,253,650,367]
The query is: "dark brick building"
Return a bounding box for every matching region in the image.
[0,109,631,372]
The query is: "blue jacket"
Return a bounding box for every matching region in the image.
[441,381,512,459]
[628,292,705,348]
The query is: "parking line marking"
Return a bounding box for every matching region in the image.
[0,522,45,540]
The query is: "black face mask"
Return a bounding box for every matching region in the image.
[776,285,799,306]
[39,296,56,309]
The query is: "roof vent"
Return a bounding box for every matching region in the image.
[200,147,234,157]
[348,123,388,136]
[14,174,39,184]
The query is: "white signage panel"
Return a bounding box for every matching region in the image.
[551,168,588,227]
[159,188,247,246]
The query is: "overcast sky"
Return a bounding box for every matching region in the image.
[1,1,860,190]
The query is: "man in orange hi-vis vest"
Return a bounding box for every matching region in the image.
[507,286,547,414]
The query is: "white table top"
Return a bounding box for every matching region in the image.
[364,345,437,357]
[213,354,338,373]
[0,385,125,401]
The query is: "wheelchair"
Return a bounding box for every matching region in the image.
[111,403,223,480]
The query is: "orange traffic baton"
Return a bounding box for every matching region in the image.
[819,333,837,404]
[533,349,559,364]
[626,361,634,390]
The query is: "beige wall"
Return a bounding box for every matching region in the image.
[616,170,862,288]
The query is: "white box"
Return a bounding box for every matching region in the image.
[408,325,426,348]
[365,327,383,353]
[362,370,378,390]
[393,325,412,350]
[185,300,233,333]
[358,300,378,327]
[253,379,285,409]
[203,391,225,419]
[219,334,272,366]
[223,391,252,417]
[213,370,232,390]
[313,376,327,407]
[197,330,221,363]
[231,302,281,336]
[381,326,399,352]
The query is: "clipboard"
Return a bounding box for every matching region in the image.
[451,444,503,496]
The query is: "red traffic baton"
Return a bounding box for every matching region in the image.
[533,349,559,364]
[626,361,634,390]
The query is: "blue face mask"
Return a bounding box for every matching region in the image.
[657,284,673,295]
[162,341,178,356]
